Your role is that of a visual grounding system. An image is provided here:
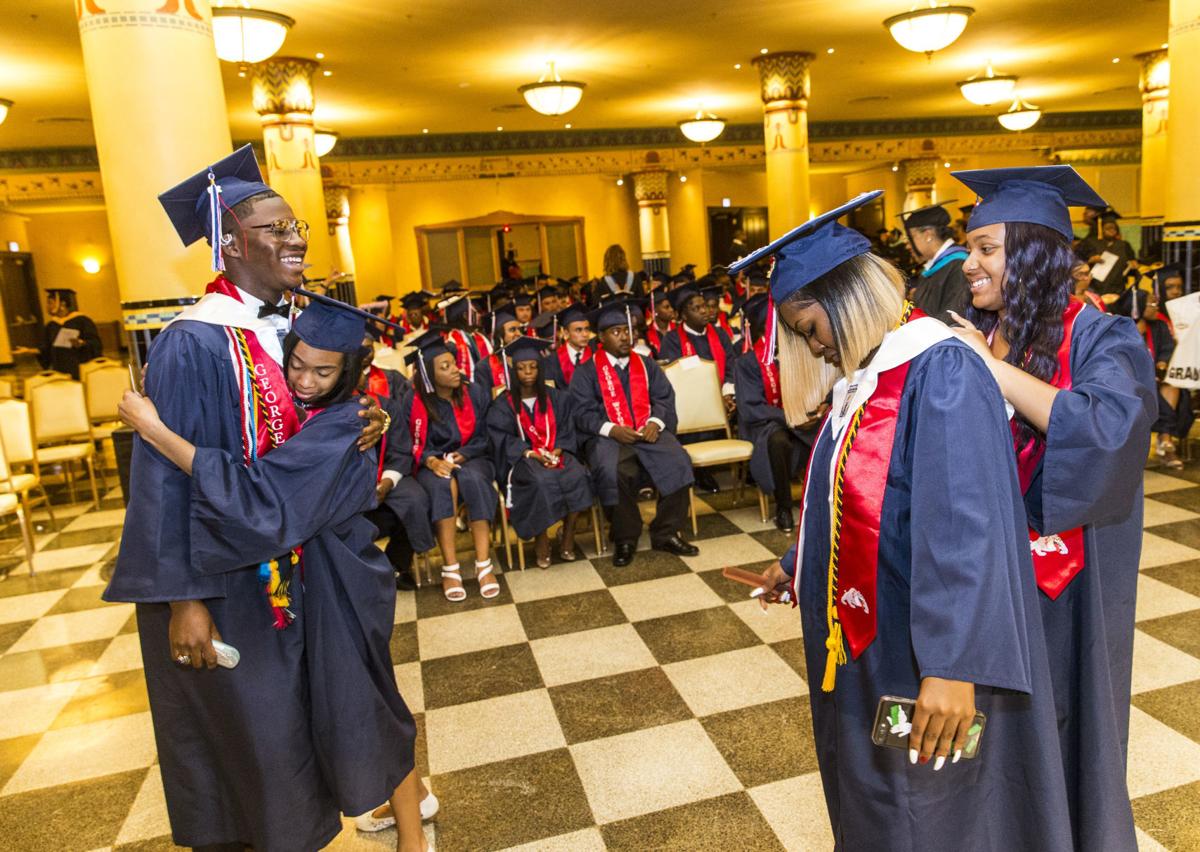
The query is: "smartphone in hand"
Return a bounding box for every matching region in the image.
[871,695,986,759]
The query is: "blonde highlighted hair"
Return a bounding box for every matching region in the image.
[776,252,905,424]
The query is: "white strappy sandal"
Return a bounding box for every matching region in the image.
[476,559,500,599]
[353,791,440,831]
[441,564,466,602]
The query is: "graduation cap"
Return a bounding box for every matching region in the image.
[441,279,465,292]
[557,303,589,328]
[667,281,704,312]
[650,271,671,286]
[741,292,770,327]
[158,144,274,271]
[952,165,1107,242]
[728,191,881,303]
[440,293,479,326]
[403,329,454,392]
[1157,265,1183,283]
[291,297,369,354]
[699,283,724,303]
[897,201,954,232]
[503,335,553,363]
[747,272,769,290]
[373,294,394,304]
[512,293,534,307]
[957,203,975,217]
[588,296,645,334]
[484,305,519,339]
[400,292,429,310]
[529,311,559,340]
[1099,207,1122,223]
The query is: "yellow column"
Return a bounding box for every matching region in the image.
[632,169,670,275]
[324,184,355,278]
[1138,49,1169,223]
[1165,0,1200,284]
[753,51,815,238]
[902,158,938,211]
[250,57,332,279]
[76,0,233,306]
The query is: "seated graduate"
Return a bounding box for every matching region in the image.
[534,281,562,317]
[512,292,535,330]
[397,291,430,335]
[440,293,487,383]
[486,337,595,566]
[701,279,738,343]
[543,303,593,389]
[362,328,411,401]
[474,304,524,393]
[733,294,820,533]
[116,297,429,852]
[397,330,500,602]
[752,193,1075,851]
[1071,259,1108,312]
[568,297,698,567]
[643,288,676,359]
[1113,282,1191,469]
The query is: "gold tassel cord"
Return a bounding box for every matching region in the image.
[822,406,863,693]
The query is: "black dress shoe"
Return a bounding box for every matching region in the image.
[395,570,417,592]
[653,534,699,557]
[694,471,720,494]
[613,541,636,567]
[774,508,795,532]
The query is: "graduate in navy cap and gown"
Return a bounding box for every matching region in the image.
[439,293,486,383]
[642,286,676,359]
[732,293,819,532]
[361,327,411,401]
[751,192,1075,852]
[105,146,393,851]
[897,202,971,323]
[397,291,430,335]
[486,337,594,566]
[116,299,424,849]
[396,330,499,602]
[474,304,523,393]
[568,297,698,567]
[948,165,1157,851]
[543,303,594,389]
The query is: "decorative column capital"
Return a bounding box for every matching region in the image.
[324,184,350,225]
[1136,49,1170,102]
[251,57,319,117]
[632,170,668,207]
[752,52,815,111]
[902,157,938,192]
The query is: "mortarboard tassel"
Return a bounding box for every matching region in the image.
[207,171,225,272]
[761,296,778,368]
[416,354,434,393]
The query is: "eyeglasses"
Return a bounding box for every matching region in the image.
[247,218,310,241]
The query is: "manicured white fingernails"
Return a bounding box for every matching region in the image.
[934,755,945,771]
[953,749,962,764]
[909,748,918,765]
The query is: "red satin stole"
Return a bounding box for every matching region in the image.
[594,350,651,429]
[678,324,728,382]
[409,391,477,474]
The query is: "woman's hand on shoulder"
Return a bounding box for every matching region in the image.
[945,312,994,365]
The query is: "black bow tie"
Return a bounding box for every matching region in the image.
[258,302,290,319]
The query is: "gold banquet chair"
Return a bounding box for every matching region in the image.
[0,434,37,576]
[83,362,133,468]
[662,357,759,534]
[23,369,71,397]
[0,398,57,526]
[29,379,101,508]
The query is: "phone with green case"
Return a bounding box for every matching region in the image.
[871,695,986,759]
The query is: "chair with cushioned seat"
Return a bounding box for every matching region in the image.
[0,398,56,526]
[0,433,37,575]
[28,379,100,508]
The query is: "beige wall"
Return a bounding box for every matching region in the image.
[667,169,710,271]
[24,209,122,324]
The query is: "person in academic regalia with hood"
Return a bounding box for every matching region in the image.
[396,330,500,602]
[32,288,102,379]
[486,337,594,566]
[588,243,645,303]
[1079,208,1137,297]
[947,165,1157,852]
[732,293,819,533]
[897,202,971,323]
[103,146,398,852]
[568,297,698,567]
[542,303,593,389]
[751,191,1076,852]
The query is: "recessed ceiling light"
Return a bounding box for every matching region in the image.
[826,48,835,54]
[1111,57,1120,64]
[616,178,624,186]
[680,175,687,183]
[564,122,572,128]
[315,52,325,59]
[891,163,899,172]
[1161,42,1168,49]
[422,128,429,134]
[496,126,503,131]
[760,48,769,55]
[323,70,332,76]
[733,63,741,70]
[943,161,951,168]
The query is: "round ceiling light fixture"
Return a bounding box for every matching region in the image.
[957,63,1018,105]
[678,108,726,143]
[519,61,586,116]
[997,97,1042,131]
[314,127,339,157]
[211,6,295,66]
[884,3,974,57]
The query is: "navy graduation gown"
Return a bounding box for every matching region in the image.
[785,341,1073,851]
[1023,307,1155,851]
[568,353,693,505]
[394,382,497,523]
[732,350,814,493]
[655,323,736,380]
[486,387,594,539]
[542,344,591,390]
[186,403,415,821]
[377,396,435,553]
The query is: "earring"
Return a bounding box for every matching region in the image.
[220,233,234,246]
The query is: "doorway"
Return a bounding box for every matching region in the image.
[708,207,769,267]
[0,253,43,350]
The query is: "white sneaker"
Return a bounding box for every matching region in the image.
[353,792,440,832]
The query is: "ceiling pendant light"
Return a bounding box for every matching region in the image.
[519,61,586,116]
[211,5,295,67]
[314,127,339,157]
[678,108,726,143]
[884,3,974,57]
[0,99,12,126]
[997,97,1042,131]
[957,63,1018,106]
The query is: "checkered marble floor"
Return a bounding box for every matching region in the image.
[1,471,1199,851]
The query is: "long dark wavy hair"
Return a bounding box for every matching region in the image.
[282,331,370,410]
[966,221,1074,448]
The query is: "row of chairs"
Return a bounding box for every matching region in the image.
[0,358,132,576]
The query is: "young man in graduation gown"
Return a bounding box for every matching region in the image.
[1081,210,1137,297]
[898,202,971,323]
[26,288,103,378]
[655,281,736,492]
[439,293,487,384]
[568,297,698,567]
[732,294,818,532]
[752,193,1075,852]
[542,303,593,389]
[642,287,676,359]
[103,146,386,852]
[474,304,523,393]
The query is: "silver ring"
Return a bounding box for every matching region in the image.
[175,654,191,665]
